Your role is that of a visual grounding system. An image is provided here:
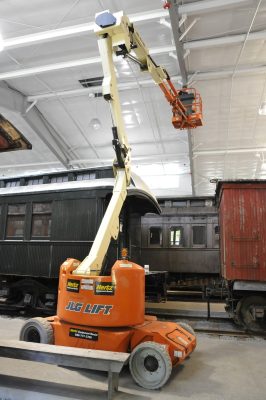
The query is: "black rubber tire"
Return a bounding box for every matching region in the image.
[19,317,54,344]
[233,299,243,326]
[239,295,266,333]
[129,341,172,389]
[177,322,195,336]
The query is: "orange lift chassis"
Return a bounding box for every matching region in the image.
[20,11,198,390]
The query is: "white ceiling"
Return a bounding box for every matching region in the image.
[0,0,266,197]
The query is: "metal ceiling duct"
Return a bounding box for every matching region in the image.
[0,114,32,152]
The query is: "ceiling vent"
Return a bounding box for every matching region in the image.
[79,77,103,97]
[79,76,103,88]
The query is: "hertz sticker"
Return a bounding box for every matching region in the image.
[66,279,80,293]
[95,281,114,295]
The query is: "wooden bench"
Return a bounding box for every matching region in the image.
[0,340,130,400]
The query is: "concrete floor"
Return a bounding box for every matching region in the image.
[0,315,265,400]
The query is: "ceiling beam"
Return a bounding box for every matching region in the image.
[0,152,188,170]
[0,44,176,80]
[0,2,251,51]
[179,0,252,15]
[26,63,266,102]
[167,1,195,196]
[0,31,262,81]
[168,0,188,85]
[1,9,168,50]
[0,83,24,112]
[0,57,101,80]
[194,147,266,156]
[184,29,266,50]
[0,83,70,168]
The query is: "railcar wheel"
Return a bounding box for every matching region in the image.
[177,322,195,336]
[20,317,54,344]
[239,295,266,333]
[129,341,172,389]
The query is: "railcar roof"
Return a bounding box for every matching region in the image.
[215,179,266,206]
[0,175,160,215]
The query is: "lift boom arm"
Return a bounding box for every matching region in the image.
[73,10,202,276]
[73,11,131,276]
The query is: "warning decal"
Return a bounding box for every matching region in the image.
[69,328,98,341]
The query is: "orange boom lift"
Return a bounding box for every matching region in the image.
[20,11,199,389]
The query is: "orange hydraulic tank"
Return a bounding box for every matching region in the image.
[56,258,145,327]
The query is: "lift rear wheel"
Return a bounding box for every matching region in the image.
[20,317,54,344]
[129,341,172,389]
[239,295,266,333]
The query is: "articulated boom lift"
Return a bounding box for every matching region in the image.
[94,10,202,131]
[20,11,197,390]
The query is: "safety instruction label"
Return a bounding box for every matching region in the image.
[81,279,94,284]
[81,284,93,291]
[69,328,98,341]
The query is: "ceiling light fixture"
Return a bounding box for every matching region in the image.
[258,101,266,116]
[89,118,101,131]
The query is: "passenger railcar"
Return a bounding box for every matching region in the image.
[0,167,160,311]
[140,197,221,291]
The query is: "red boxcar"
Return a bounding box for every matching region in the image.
[216,181,266,332]
[217,181,266,281]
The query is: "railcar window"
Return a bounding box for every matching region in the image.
[170,227,183,246]
[190,200,205,207]
[6,204,26,239]
[215,225,220,235]
[76,172,96,181]
[192,225,206,247]
[28,178,44,185]
[50,176,68,183]
[5,180,20,187]
[31,202,52,239]
[172,200,187,207]
[149,227,162,246]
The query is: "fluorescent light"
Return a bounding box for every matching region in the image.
[258,101,266,116]
[2,9,167,50]
[4,24,93,49]
[0,57,101,80]
[0,33,4,51]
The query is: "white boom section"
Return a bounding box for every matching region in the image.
[73,169,127,275]
[73,11,131,276]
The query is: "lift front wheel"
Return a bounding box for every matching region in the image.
[20,317,54,344]
[129,341,172,389]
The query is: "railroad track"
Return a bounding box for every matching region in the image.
[146,306,266,339]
